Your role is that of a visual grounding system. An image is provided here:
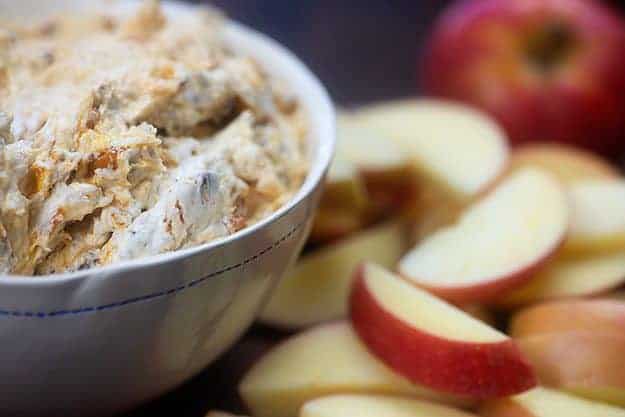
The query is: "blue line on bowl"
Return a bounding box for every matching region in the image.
[0,220,305,319]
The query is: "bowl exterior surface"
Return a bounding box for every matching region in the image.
[0,1,334,415]
[0,189,320,416]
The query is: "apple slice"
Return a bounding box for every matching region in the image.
[399,168,569,303]
[510,299,625,338]
[238,322,472,417]
[350,263,536,398]
[336,113,417,217]
[310,207,366,244]
[321,113,417,227]
[461,304,496,327]
[336,113,413,183]
[517,332,625,407]
[609,290,625,301]
[322,157,368,210]
[354,100,509,199]
[260,221,407,329]
[564,180,625,254]
[411,185,465,242]
[509,144,620,185]
[310,156,369,243]
[301,395,479,417]
[480,387,625,417]
[499,252,625,307]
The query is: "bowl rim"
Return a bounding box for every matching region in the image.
[0,1,336,285]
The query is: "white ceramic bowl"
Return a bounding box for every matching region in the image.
[0,1,335,415]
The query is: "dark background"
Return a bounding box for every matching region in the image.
[205,0,623,105]
[126,1,625,416]
[208,0,441,104]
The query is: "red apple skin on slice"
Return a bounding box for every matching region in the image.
[499,252,625,308]
[509,144,620,185]
[260,221,406,330]
[510,299,625,338]
[239,321,473,417]
[411,257,556,305]
[517,332,625,407]
[349,264,536,398]
[399,168,569,304]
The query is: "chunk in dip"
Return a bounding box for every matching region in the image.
[0,0,307,275]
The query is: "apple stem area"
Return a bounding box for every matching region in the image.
[525,21,576,72]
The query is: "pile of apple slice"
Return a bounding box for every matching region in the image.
[209,99,625,417]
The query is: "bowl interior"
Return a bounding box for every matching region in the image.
[0,0,335,282]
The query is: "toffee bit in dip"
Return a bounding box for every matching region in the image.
[0,0,307,276]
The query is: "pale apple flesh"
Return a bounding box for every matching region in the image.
[518,332,625,407]
[238,321,472,417]
[480,387,625,417]
[310,157,369,243]
[500,252,625,307]
[411,185,465,242]
[259,221,407,329]
[564,180,625,255]
[353,99,509,199]
[349,263,536,398]
[336,113,413,182]
[509,144,619,185]
[301,395,479,417]
[311,110,422,244]
[399,168,569,303]
[336,113,415,199]
[510,299,625,338]
[310,207,366,245]
[322,157,369,210]
[363,168,418,218]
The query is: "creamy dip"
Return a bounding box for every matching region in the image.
[0,0,307,275]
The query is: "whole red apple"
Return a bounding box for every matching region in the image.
[422,0,625,156]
